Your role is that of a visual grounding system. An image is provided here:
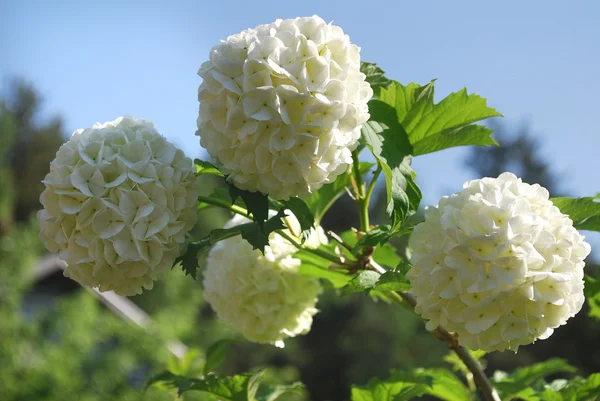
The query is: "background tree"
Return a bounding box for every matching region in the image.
[0,81,66,228]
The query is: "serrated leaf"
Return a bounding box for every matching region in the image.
[378,80,435,125]
[400,85,502,156]
[204,339,237,374]
[360,61,392,97]
[147,370,263,400]
[361,100,421,231]
[372,271,411,292]
[558,373,600,401]
[351,371,431,401]
[341,271,381,296]
[256,382,305,401]
[551,196,600,232]
[353,225,392,251]
[493,359,577,399]
[305,162,374,222]
[228,184,269,225]
[195,159,225,177]
[174,225,248,278]
[352,369,467,401]
[240,210,286,254]
[280,198,315,242]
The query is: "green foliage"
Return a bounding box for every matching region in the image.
[175,225,247,279]
[256,382,305,401]
[149,370,302,401]
[492,359,577,400]
[195,159,224,177]
[305,162,374,222]
[341,271,381,296]
[551,196,600,232]
[584,274,600,320]
[378,81,502,155]
[228,184,269,225]
[353,225,392,250]
[280,198,315,242]
[148,370,262,400]
[204,339,238,374]
[371,271,411,292]
[295,250,352,288]
[239,210,287,253]
[351,368,470,401]
[360,62,392,97]
[361,100,421,231]
[197,188,234,211]
[341,269,411,296]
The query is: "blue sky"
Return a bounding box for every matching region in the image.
[2,0,598,219]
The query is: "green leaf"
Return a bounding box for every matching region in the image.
[584,274,600,320]
[353,225,392,250]
[372,271,411,292]
[256,382,305,401]
[341,271,381,296]
[372,242,402,269]
[419,368,473,401]
[444,349,487,379]
[228,184,269,225]
[558,373,600,401]
[493,359,577,399]
[305,162,374,222]
[351,371,431,401]
[351,368,468,401]
[362,100,422,231]
[295,247,352,288]
[378,80,435,125]
[174,242,205,279]
[147,370,263,400]
[195,159,225,177]
[240,210,287,254]
[360,61,392,97]
[204,339,237,374]
[281,198,315,242]
[174,225,248,278]
[400,85,502,156]
[551,196,600,232]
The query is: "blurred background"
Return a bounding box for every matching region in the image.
[1,1,599,400]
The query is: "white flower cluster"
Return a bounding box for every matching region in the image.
[196,15,372,200]
[37,116,198,296]
[202,214,325,347]
[407,173,591,352]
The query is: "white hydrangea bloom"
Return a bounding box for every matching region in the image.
[408,173,591,352]
[202,213,325,347]
[37,116,198,296]
[196,15,372,200]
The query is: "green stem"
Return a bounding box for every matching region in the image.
[352,151,369,232]
[198,195,249,216]
[197,194,353,267]
[277,231,354,267]
[364,165,382,208]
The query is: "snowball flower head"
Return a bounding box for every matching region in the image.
[37,116,198,296]
[202,214,325,347]
[196,15,372,200]
[407,173,591,352]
